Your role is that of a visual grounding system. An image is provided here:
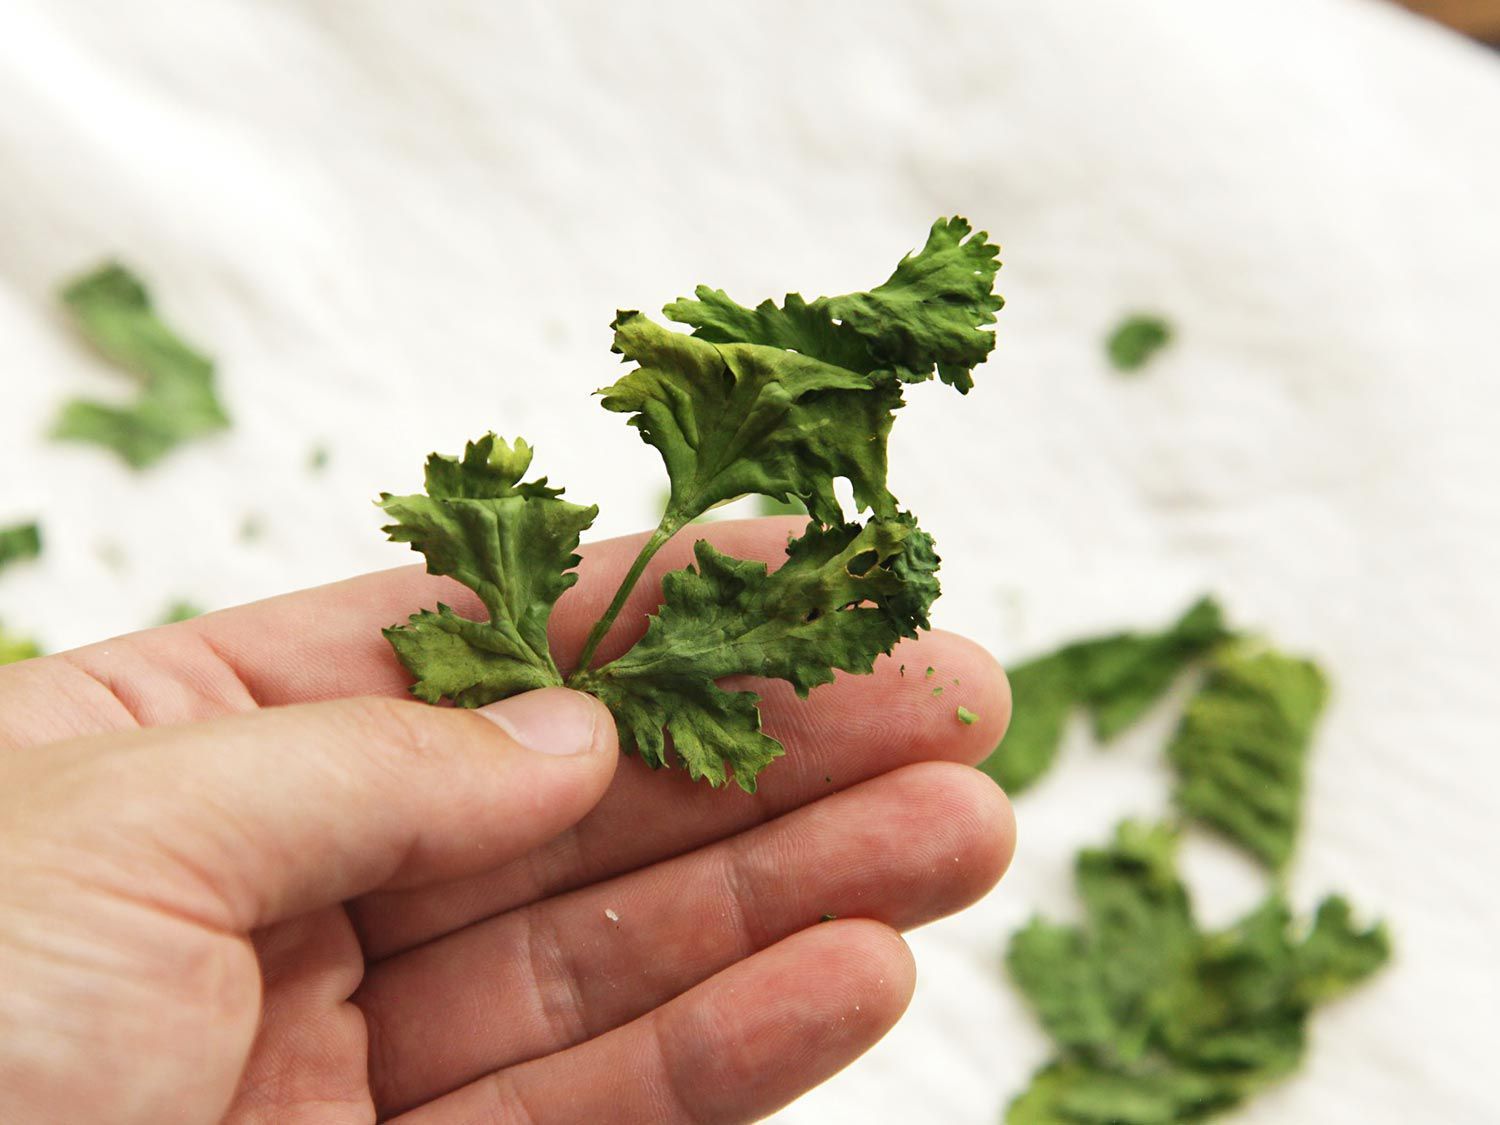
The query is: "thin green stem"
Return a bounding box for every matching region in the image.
[568,515,683,681]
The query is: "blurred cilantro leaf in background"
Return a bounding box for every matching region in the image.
[1006,822,1390,1124]
[53,263,230,468]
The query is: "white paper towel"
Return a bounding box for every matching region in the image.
[2,1,1497,1120]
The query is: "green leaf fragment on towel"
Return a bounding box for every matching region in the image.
[0,523,42,572]
[1006,822,1390,1123]
[979,597,1231,794]
[53,262,230,468]
[1168,644,1329,869]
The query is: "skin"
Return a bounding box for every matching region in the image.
[0,518,1014,1123]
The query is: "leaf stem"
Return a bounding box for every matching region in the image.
[569,514,683,680]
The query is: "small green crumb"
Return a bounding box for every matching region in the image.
[957,706,978,725]
[239,513,265,542]
[933,686,944,696]
[925,666,935,678]
[1106,314,1172,373]
[308,444,330,473]
[899,664,906,677]
[820,913,838,923]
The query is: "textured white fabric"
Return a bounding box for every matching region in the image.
[2,1,1497,1120]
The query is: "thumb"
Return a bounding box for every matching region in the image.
[11,688,618,933]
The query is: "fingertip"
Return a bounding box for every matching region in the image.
[476,687,617,760]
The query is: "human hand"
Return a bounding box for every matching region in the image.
[0,519,1013,1123]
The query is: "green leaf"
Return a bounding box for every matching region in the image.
[671,217,1003,393]
[980,650,1076,793]
[1007,1059,1233,1124]
[53,263,230,467]
[0,625,42,665]
[380,434,598,706]
[1167,644,1328,869]
[604,217,1001,526]
[1005,821,1390,1124]
[1107,314,1173,373]
[602,310,901,526]
[0,522,42,572]
[158,600,203,625]
[578,514,940,791]
[1291,896,1392,1006]
[820,216,1005,392]
[979,598,1232,794]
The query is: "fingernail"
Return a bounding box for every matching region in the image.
[477,688,603,756]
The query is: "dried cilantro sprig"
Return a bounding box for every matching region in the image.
[1006,822,1390,1124]
[53,263,230,468]
[380,218,1002,791]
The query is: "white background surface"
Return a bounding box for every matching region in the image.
[3,1,1498,1120]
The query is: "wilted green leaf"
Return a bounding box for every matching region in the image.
[577,515,939,791]
[980,598,1231,794]
[1168,645,1328,869]
[380,434,598,706]
[1005,822,1390,1123]
[53,263,230,467]
[0,522,42,572]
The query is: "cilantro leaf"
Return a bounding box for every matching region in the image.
[1167,644,1328,869]
[0,522,42,572]
[604,217,1001,526]
[669,216,1003,392]
[0,625,41,666]
[380,434,598,706]
[53,263,230,467]
[602,310,902,527]
[1006,822,1390,1124]
[1107,314,1173,373]
[577,514,939,790]
[981,598,1231,793]
[383,219,997,792]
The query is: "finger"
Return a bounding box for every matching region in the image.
[4,688,616,933]
[351,629,1010,959]
[359,762,1014,1116]
[391,919,915,1125]
[0,519,808,753]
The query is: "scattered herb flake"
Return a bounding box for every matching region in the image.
[0,522,42,572]
[820,913,839,923]
[1006,822,1390,1123]
[382,219,999,792]
[1106,314,1172,373]
[925,666,935,677]
[52,263,230,468]
[239,513,265,543]
[1168,644,1328,869]
[957,706,978,725]
[308,444,330,473]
